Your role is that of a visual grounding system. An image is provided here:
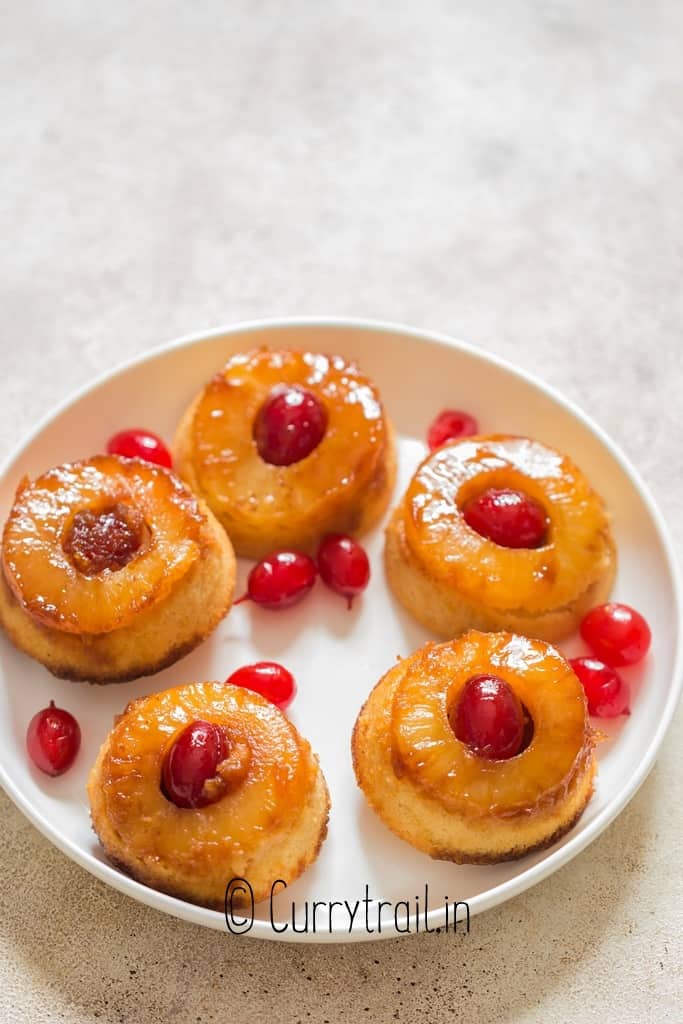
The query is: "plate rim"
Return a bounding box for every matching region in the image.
[0,315,680,943]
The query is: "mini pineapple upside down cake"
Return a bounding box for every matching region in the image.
[353,630,597,863]
[385,434,616,643]
[88,681,330,908]
[0,455,235,682]
[172,347,396,559]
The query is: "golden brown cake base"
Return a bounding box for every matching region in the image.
[353,635,596,863]
[0,502,235,683]
[385,506,616,643]
[88,682,330,908]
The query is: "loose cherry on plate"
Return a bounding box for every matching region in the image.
[236,550,317,609]
[26,701,81,776]
[106,428,173,469]
[317,534,370,608]
[226,662,297,709]
[570,657,631,718]
[161,720,228,809]
[427,409,479,451]
[253,386,328,466]
[580,603,651,667]
[463,487,548,549]
[450,675,525,760]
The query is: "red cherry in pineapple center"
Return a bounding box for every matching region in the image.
[463,487,548,549]
[451,674,525,760]
[162,720,228,809]
[253,386,328,466]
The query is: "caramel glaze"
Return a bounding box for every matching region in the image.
[403,435,614,614]
[388,632,595,822]
[190,349,387,522]
[2,455,204,635]
[94,682,317,874]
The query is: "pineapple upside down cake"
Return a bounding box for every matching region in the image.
[173,347,396,559]
[353,631,597,863]
[385,434,616,643]
[0,455,235,682]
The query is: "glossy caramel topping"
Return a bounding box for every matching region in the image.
[390,631,593,819]
[2,455,204,635]
[96,682,316,870]
[189,348,387,523]
[403,435,612,612]
[63,502,146,575]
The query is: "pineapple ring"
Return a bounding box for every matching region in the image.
[352,631,596,863]
[2,455,204,635]
[173,348,395,558]
[390,632,592,818]
[88,682,330,909]
[402,434,614,614]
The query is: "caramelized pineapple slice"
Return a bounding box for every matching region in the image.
[175,348,389,554]
[2,455,204,635]
[403,435,613,613]
[91,682,317,872]
[390,631,592,818]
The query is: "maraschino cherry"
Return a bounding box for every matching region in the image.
[236,550,317,609]
[427,409,479,450]
[227,662,296,709]
[463,487,548,549]
[570,657,631,718]
[317,534,370,608]
[162,720,228,808]
[26,701,81,776]
[580,603,651,667]
[254,386,327,466]
[107,428,173,469]
[63,503,145,575]
[451,675,525,760]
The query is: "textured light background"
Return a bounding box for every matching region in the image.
[0,2,681,1021]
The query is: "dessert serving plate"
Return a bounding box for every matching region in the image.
[0,318,680,942]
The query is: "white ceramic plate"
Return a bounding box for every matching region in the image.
[0,318,680,943]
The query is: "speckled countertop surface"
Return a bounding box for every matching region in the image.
[1,2,681,1021]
